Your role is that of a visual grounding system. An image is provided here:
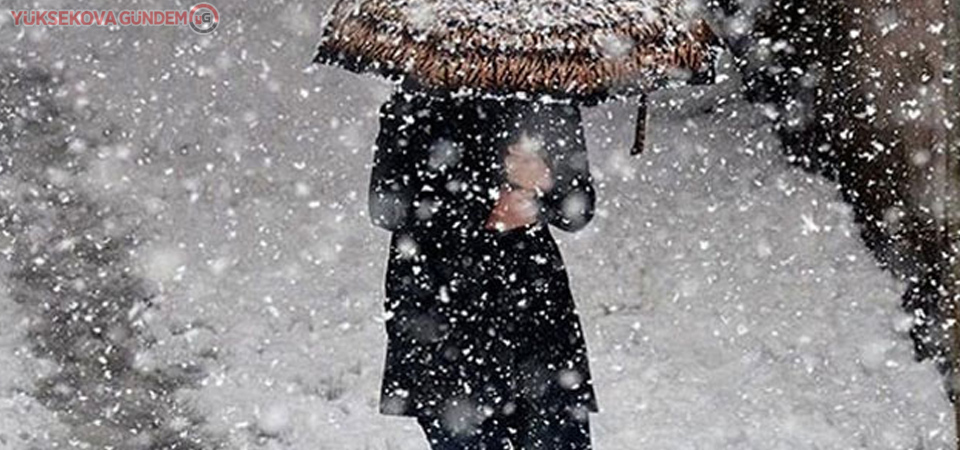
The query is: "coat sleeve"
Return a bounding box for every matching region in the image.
[535,104,596,233]
[368,91,427,232]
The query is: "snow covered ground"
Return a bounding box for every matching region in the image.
[0,289,69,449]
[0,1,954,449]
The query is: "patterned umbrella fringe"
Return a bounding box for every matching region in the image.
[315,10,715,99]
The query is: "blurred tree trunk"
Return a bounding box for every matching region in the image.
[708,0,959,415]
[944,0,960,443]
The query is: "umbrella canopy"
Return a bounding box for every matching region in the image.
[313,0,719,152]
[314,0,715,98]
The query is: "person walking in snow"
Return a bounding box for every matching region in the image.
[312,0,718,447]
[367,82,599,448]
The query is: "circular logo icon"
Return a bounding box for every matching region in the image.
[189,3,219,34]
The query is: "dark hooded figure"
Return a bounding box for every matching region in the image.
[369,83,599,449]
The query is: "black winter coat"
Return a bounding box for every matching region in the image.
[370,87,600,420]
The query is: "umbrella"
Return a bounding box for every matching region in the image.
[313,0,720,154]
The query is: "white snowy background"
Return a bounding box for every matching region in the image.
[0,1,954,449]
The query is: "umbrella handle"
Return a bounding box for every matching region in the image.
[631,93,648,156]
